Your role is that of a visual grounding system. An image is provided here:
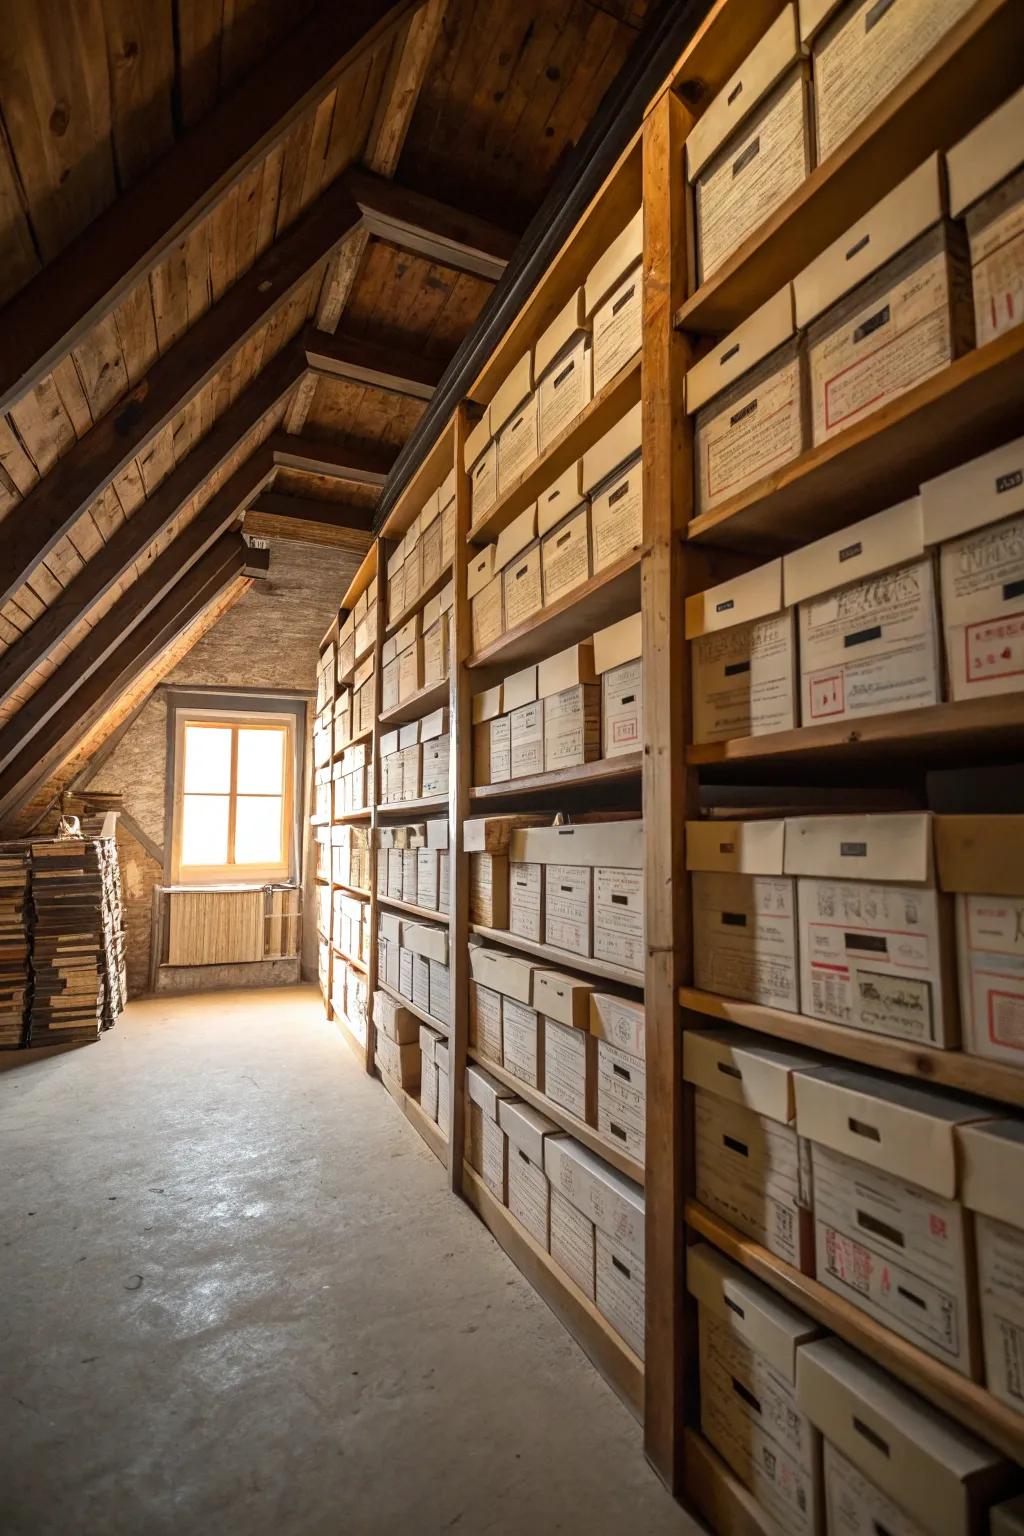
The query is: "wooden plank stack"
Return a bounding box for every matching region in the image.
[0,848,30,1048]
[28,837,127,1045]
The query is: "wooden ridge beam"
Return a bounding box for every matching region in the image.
[248,491,376,532]
[303,327,444,399]
[0,179,363,607]
[268,432,396,484]
[0,536,252,825]
[0,0,421,416]
[0,343,303,708]
[346,169,517,280]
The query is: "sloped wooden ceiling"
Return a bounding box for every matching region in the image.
[0,0,662,830]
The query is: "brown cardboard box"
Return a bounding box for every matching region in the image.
[463,813,548,855]
[597,1040,645,1162]
[503,663,537,714]
[687,559,796,743]
[469,853,509,929]
[502,542,542,632]
[468,945,538,1005]
[375,1031,421,1090]
[593,612,642,758]
[949,85,1024,347]
[687,818,798,1012]
[535,969,593,1030]
[550,1187,596,1299]
[471,574,502,652]
[511,818,643,870]
[542,684,601,772]
[497,391,540,493]
[538,333,592,452]
[537,459,586,537]
[585,210,642,394]
[541,507,590,607]
[590,454,642,575]
[373,989,419,1044]
[500,1098,561,1248]
[490,353,533,435]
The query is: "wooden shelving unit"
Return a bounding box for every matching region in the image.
[470,925,643,990]
[469,751,643,803]
[375,793,448,816]
[378,895,449,923]
[466,551,642,670]
[378,675,449,727]
[378,981,450,1038]
[384,562,452,637]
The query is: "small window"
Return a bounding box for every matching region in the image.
[172,713,294,883]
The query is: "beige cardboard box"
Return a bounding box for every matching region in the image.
[596,1228,645,1359]
[536,287,587,378]
[429,959,450,1023]
[550,1187,596,1299]
[467,544,495,600]
[468,944,538,1004]
[537,459,586,536]
[471,574,502,652]
[374,989,419,1044]
[539,332,592,452]
[375,1031,420,1090]
[421,735,450,798]
[542,684,600,772]
[544,1135,645,1265]
[465,1093,484,1166]
[594,865,644,971]
[544,864,592,957]
[403,921,448,964]
[597,1040,645,1162]
[386,848,403,901]
[688,559,797,744]
[420,502,442,591]
[590,452,643,576]
[500,1098,560,1247]
[381,657,399,714]
[400,744,422,801]
[936,816,1024,1065]
[797,1337,1012,1536]
[797,159,974,446]
[537,640,595,696]
[401,848,418,903]
[469,439,497,524]
[509,701,543,779]
[416,848,439,910]
[481,1113,508,1203]
[471,682,503,725]
[398,639,423,703]
[501,997,543,1089]
[422,615,449,687]
[413,952,431,1013]
[465,407,491,467]
[921,434,1024,703]
[503,663,537,714]
[421,1052,439,1121]
[541,506,590,607]
[467,1059,515,1121]
[438,851,450,916]
[490,353,533,434]
[804,0,977,163]
[469,852,509,929]
[590,992,644,1057]
[535,969,593,1029]
[467,1063,515,1199]
[500,510,543,631]
[581,402,642,496]
[469,981,502,1062]
[785,497,941,724]
[464,813,547,855]
[593,611,642,757]
[473,716,511,786]
[497,390,540,493]
[687,9,810,285]
[544,1017,596,1124]
[509,861,544,942]
[786,812,958,1046]
[958,1119,1024,1415]
[511,817,643,871]
[687,819,798,1011]
[949,85,1024,347]
[585,208,643,394]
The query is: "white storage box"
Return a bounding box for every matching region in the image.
[593,611,642,758]
[500,1098,561,1248]
[686,558,797,742]
[687,819,798,1012]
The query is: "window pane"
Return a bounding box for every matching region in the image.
[235,796,283,865]
[183,725,232,793]
[181,794,229,865]
[237,727,285,794]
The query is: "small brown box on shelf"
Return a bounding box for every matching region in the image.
[509,700,543,779]
[497,390,540,495]
[541,505,590,608]
[469,852,509,929]
[467,410,497,524]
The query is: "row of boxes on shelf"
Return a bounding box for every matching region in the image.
[466,1063,645,1357]
[472,619,642,785]
[375,817,450,913]
[687,1025,1024,1404]
[315,881,331,940]
[688,811,1023,1064]
[313,703,333,770]
[333,662,375,754]
[331,958,368,1047]
[385,473,457,625]
[338,576,379,681]
[467,209,642,526]
[313,767,331,823]
[687,0,1013,292]
[468,404,642,651]
[331,822,371,893]
[369,989,448,1124]
[467,815,644,966]
[379,707,450,803]
[381,580,453,711]
[377,912,450,1026]
[688,435,1024,739]
[316,641,335,714]
[689,1241,1022,1536]
[332,891,369,968]
[691,109,1024,518]
[332,738,373,818]
[318,937,329,1000]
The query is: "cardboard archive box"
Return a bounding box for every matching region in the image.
[959,1119,1024,1415]
[593,612,642,758]
[502,997,543,1089]
[580,403,643,576]
[688,1243,823,1536]
[435,1039,451,1141]
[688,284,808,518]
[786,812,958,1046]
[375,1028,420,1090]
[684,1027,817,1270]
[497,504,542,633]
[468,852,509,929]
[439,471,456,567]
[418,491,442,592]
[508,859,544,942]
[429,957,450,1024]
[535,288,593,452]
[536,458,586,543]
[591,993,645,1163]
[544,864,592,957]
[783,497,942,725]
[795,1065,989,1376]
[492,352,536,495]
[536,969,596,1124]
[466,410,496,524]
[935,815,1024,1065]
[541,504,590,608]
[584,208,642,395]
[797,1337,1012,1536]
[687,818,798,1011]
[500,1098,561,1248]
[796,155,974,447]
[420,707,450,798]
[419,1025,442,1121]
[948,85,1024,347]
[468,543,502,653]
[421,600,449,689]
[688,560,797,745]
[469,980,503,1063]
[686,6,812,286]
[465,1062,516,1201]
[593,857,644,971]
[921,434,1024,703]
[373,988,418,1045]
[538,642,600,773]
[550,1187,597,1300]
[472,684,509,784]
[399,721,421,801]
[509,700,543,779]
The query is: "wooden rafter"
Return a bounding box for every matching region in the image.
[247,491,376,532]
[268,433,396,484]
[304,328,444,400]
[348,171,517,279]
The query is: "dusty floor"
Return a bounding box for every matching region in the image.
[0,985,702,1536]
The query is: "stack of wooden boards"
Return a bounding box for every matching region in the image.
[29,837,127,1046]
[0,848,30,1048]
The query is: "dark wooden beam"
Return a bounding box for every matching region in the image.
[346,169,517,280]
[268,433,396,484]
[248,491,376,532]
[0,0,420,416]
[0,180,362,607]
[303,327,443,399]
[0,536,253,825]
[0,343,302,708]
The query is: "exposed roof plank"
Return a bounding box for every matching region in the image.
[366,0,448,176]
[348,169,517,280]
[304,327,443,399]
[268,432,396,485]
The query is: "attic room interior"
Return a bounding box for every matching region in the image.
[3,0,1024,1532]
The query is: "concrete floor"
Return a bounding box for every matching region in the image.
[0,985,702,1536]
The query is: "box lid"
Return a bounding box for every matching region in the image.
[920,433,1024,546]
[466,409,491,467]
[684,1027,817,1124]
[686,6,801,182]
[589,993,645,1057]
[797,1339,1008,1536]
[498,1097,560,1163]
[949,84,1024,216]
[782,496,924,607]
[466,1061,517,1120]
[687,1242,820,1383]
[467,544,496,599]
[537,459,586,535]
[584,208,643,317]
[537,641,597,699]
[784,811,933,884]
[503,664,538,713]
[468,945,538,1003]
[490,352,534,433]
[396,612,421,651]
[958,1119,1024,1228]
[398,721,420,748]
[794,1064,988,1197]
[439,465,456,511]
[386,544,406,578]
[536,286,590,377]
[534,969,593,1029]
[581,402,643,494]
[685,559,784,638]
[686,286,796,414]
[354,653,374,689]
[686,818,786,876]
[379,728,399,756]
[464,813,548,854]
[419,706,449,742]
[381,635,398,665]
[794,154,945,328]
[423,594,441,630]
[471,684,503,724]
[495,502,538,570]
[797,0,844,42]
[543,1135,645,1258]
[935,815,1024,897]
[593,611,642,673]
[511,819,643,869]
[420,489,441,530]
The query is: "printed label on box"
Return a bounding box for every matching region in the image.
[967,169,1024,347]
[603,660,643,756]
[594,866,644,970]
[545,863,591,956]
[544,1018,590,1122]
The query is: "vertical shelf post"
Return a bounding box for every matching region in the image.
[365,546,385,1075]
[446,404,472,1193]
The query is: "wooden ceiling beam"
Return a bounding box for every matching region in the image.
[366,0,447,177]
[268,433,396,485]
[0,536,256,825]
[247,491,376,532]
[346,169,517,280]
[303,327,444,399]
[0,0,422,416]
[0,181,361,608]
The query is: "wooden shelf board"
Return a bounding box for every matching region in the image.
[682,1430,776,1536]
[378,981,450,1038]
[332,946,368,977]
[685,1201,1024,1463]
[687,694,1024,770]
[469,355,643,546]
[378,895,449,924]
[379,676,449,726]
[686,328,1024,551]
[340,543,378,613]
[378,1068,448,1167]
[471,925,644,991]
[385,562,453,637]
[467,551,643,671]
[675,0,1024,336]
[470,751,643,803]
[333,809,371,824]
[679,987,1024,1109]
[333,882,371,900]
[375,794,449,816]
[462,1163,644,1420]
[466,1046,644,1185]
